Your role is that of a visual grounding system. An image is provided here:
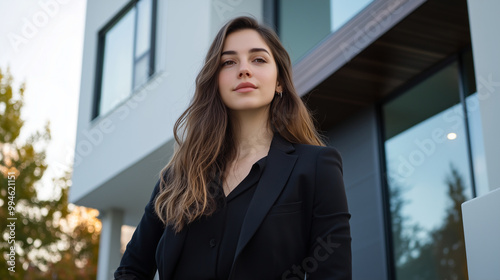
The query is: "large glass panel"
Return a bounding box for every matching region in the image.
[100,9,135,116]
[384,62,471,279]
[278,0,373,63]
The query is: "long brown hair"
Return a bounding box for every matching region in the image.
[154,16,325,232]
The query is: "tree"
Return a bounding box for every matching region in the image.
[0,67,100,279]
[389,185,422,267]
[391,164,469,280]
[387,181,434,280]
[431,164,468,279]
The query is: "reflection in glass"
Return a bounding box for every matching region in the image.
[330,0,373,31]
[279,0,373,63]
[135,0,152,57]
[384,62,471,279]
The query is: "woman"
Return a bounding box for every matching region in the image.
[115,16,351,280]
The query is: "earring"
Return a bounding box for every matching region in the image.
[277,91,282,98]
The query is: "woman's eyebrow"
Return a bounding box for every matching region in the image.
[221,48,270,56]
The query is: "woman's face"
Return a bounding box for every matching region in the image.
[218,29,282,112]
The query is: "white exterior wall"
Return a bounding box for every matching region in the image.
[463,1,500,279]
[467,0,500,192]
[462,188,500,279]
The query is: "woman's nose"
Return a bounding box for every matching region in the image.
[238,62,252,77]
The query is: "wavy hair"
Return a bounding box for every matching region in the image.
[154,16,325,233]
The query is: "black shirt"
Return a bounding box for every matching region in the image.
[172,156,268,280]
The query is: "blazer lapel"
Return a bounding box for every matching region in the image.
[231,133,298,268]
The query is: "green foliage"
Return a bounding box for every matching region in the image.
[0,67,100,279]
[0,67,25,144]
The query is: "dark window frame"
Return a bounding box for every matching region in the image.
[92,0,157,120]
[377,46,477,280]
[264,0,280,34]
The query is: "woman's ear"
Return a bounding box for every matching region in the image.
[275,82,283,93]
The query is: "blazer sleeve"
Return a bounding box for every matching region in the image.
[114,177,166,280]
[307,146,352,280]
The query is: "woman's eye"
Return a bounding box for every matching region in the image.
[254,58,266,63]
[222,60,235,66]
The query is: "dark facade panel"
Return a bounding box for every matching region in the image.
[327,107,388,279]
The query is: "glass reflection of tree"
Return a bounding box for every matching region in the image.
[391,165,469,280]
[431,164,468,279]
[389,185,422,268]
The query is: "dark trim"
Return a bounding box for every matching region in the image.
[101,0,138,34]
[92,31,105,120]
[457,48,478,198]
[149,0,157,77]
[375,101,396,280]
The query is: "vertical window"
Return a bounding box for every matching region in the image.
[94,0,157,119]
[278,0,373,63]
[383,51,482,279]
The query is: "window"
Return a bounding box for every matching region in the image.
[277,0,373,63]
[93,0,157,119]
[382,51,485,279]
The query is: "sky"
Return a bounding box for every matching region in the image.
[0,0,87,200]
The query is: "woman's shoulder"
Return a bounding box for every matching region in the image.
[291,143,343,167]
[293,142,341,156]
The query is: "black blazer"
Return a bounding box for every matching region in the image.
[115,133,351,280]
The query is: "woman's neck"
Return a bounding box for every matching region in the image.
[230,108,273,159]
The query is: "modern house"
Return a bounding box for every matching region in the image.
[71,0,500,279]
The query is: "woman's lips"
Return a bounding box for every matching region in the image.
[235,87,256,93]
[234,82,257,93]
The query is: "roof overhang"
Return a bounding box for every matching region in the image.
[294,0,472,130]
